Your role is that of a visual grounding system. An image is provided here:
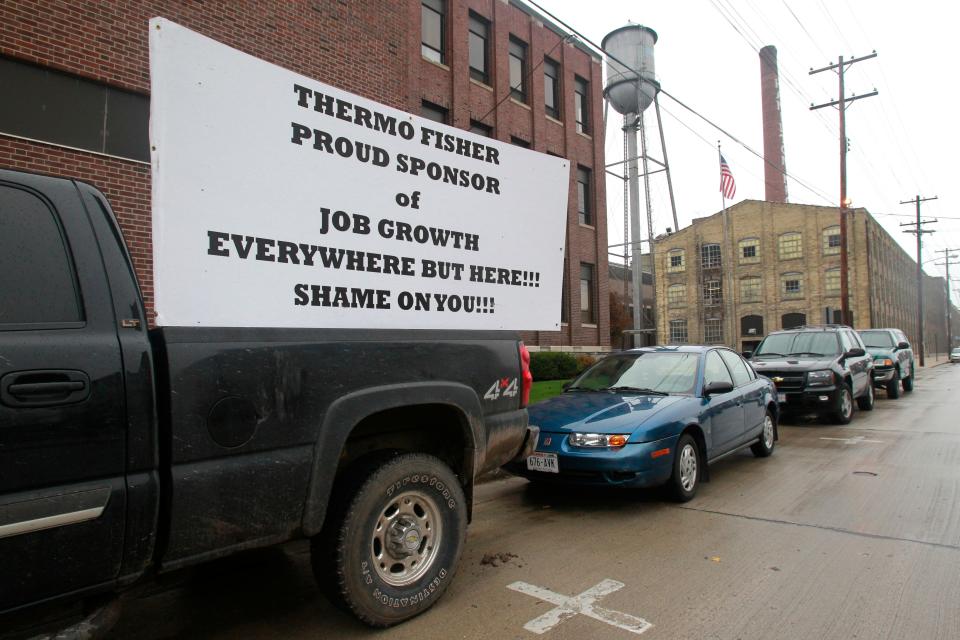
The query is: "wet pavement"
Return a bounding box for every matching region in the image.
[103,362,960,639]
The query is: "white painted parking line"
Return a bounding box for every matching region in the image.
[507,579,653,635]
[820,436,885,445]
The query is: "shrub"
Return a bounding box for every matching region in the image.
[575,354,596,374]
[529,352,579,381]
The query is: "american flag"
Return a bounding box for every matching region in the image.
[719,154,736,200]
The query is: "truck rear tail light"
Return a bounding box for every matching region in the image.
[519,342,533,408]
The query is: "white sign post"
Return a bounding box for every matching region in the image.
[149,19,568,330]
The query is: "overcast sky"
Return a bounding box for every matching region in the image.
[533,0,960,298]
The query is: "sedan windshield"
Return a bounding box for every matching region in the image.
[568,352,699,395]
[754,332,841,358]
[859,330,894,348]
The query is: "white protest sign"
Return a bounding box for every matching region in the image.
[149,19,568,330]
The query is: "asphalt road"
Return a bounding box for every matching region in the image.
[105,362,960,639]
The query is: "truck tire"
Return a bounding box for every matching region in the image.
[902,368,914,392]
[856,381,875,411]
[886,370,901,399]
[312,453,467,627]
[830,384,854,425]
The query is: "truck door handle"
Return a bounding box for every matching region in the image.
[1,370,90,407]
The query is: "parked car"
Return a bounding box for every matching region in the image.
[0,169,534,629]
[951,348,960,363]
[504,346,778,502]
[857,328,915,398]
[749,325,874,424]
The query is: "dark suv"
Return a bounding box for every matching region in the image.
[748,325,874,424]
[857,328,915,399]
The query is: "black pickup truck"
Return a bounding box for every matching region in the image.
[0,168,534,630]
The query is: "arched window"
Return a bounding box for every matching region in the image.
[823,226,841,255]
[781,272,804,297]
[782,312,806,329]
[667,248,685,273]
[739,237,760,264]
[741,315,764,336]
[778,232,803,260]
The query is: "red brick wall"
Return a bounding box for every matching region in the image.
[1,0,608,346]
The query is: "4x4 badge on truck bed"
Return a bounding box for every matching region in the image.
[484,378,519,401]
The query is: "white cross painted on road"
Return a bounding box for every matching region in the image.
[507,579,653,635]
[820,435,885,445]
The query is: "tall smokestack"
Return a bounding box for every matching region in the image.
[760,45,788,203]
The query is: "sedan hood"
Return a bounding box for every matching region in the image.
[528,392,686,435]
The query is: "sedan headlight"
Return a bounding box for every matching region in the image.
[568,433,629,448]
[806,370,834,386]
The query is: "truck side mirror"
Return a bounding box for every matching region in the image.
[741,350,752,359]
[897,341,910,350]
[845,347,866,358]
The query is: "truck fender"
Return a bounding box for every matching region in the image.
[301,381,483,537]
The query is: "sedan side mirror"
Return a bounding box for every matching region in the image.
[897,341,910,350]
[845,347,866,358]
[703,380,734,396]
[562,381,572,391]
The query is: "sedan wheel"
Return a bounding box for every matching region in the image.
[751,410,776,457]
[668,434,700,502]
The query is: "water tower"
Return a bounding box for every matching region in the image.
[602,25,677,347]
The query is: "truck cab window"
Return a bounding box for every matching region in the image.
[0,185,82,325]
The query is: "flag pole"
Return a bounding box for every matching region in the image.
[718,142,735,350]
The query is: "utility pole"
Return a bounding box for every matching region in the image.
[935,248,959,352]
[900,195,937,367]
[810,52,878,327]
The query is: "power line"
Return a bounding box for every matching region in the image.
[901,194,938,366]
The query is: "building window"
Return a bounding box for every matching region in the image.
[469,120,492,137]
[544,57,561,119]
[704,318,723,344]
[667,249,685,273]
[580,263,596,324]
[823,226,841,255]
[825,267,841,294]
[782,312,806,329]
[421,100,448,123]
[667,283,686,307]
[0,56,149,162]
[468,12,490,84]
[704,280,722,305]
[574,76,589,134]
[510,136,531,148]
[741,315,764,337]
[669,319,688,344]
[701,243,722,268]
[781,272,804,297]
[561,264,569,324]
[577,166,592,225]
[509,37,528,103]
[421,0,446,64]
[739,238,760,264]
[778,232,803,260]
[740,276,762,302]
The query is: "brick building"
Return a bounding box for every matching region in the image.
[653,200,954,356]
[0,0,608,349]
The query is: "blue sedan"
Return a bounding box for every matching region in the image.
[506,346,779,501]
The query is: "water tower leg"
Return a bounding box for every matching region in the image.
[654,95,679,233]
[626,117,645,348]
[639,112,658,343]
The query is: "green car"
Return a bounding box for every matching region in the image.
[857,328,915,399]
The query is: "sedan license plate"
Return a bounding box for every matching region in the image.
[777,392,786,403]
[526,452,559,473]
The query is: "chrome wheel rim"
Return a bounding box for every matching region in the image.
[371,490,443,587]
[763,414,774,448]
[841,388,852,418]
[679,444,697,492]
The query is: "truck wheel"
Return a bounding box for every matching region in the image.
[830,384,853,425]
[856,382,875,411]
[902,370,914,392]
[886,371,901,399]
[312,453,467,627]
